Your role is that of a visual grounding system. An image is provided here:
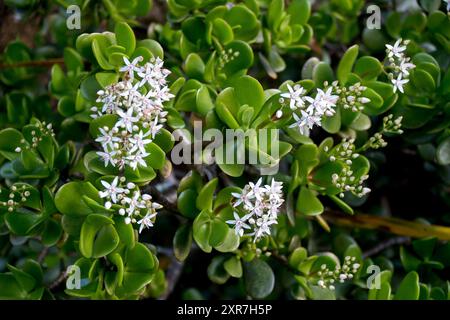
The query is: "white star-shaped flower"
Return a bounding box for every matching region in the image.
[226,212,252,237]
[391,74,409,93]
[280,84,306,110]
[99,177,125,203]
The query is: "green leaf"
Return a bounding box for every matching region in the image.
[209,219,229,247]
[296,186,324,216]
[224,256,243,278]
[196,86,214,116]
[232,75,265,116]
[212,18,233,44]
[41,219,63,246]
[313,62,334,87]
[193,210,213,253]
[79,214,119,258]
[63,47,83,73]
[268,0,284,30]
[0,128,23,160]
[294,144,319,183]
[337,45,359,85]
[244,259,275,298]
[117,243,158,295]
[144,142,166,169]
[411,69,436,93]
[221,41,254,76]
[115,22,136,55]
[288,247,308,269]
[55,182,101,216]
[5,210,41,236]
[287,0,310,26]
[184,53,205,80]
[207,256,230,284]
[92,39,114,70]
[394,271,420,300]
[196,178,218,211]
[322,109,341,133]
[95,72,120,88]
[214,227,240,252]
[178,189,200,219]
[328,195,354,215]
[7,264,37,292]
[0,274,26,299]
[354,56,382,80]
[173,224,193,261]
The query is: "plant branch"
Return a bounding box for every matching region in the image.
[362,236,410,258]
[323,209,450,241]
[49,271,68,290]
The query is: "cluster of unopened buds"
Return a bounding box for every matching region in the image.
[280,84,338,135]
[15,121,55,153]
[92,56,173,170]
[382,114,403,134]
[0,185,32,212]
[316,256,360,290]
[327,138,371,198]
[98,176,162,233]
[332,169,370,198]
[326,81,370,112]
[385,38,416,93]
[362,114,403,150]
[217,48,240,70]
[226,178,284,242]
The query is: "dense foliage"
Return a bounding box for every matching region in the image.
[0,0,449,300]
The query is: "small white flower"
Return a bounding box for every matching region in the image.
[99,177,125,203]
[119,56,143,79]
[289,110,321,135]
[137,212,157,233]
[280,84,305,110]
[116,108,140,133]
[391,74,409,93]
[399,60,415,76]
[96,127,120,149]
[385,39,406,58]
[96,150,117,167]
[226,212,252,237]
[129,130,152,154]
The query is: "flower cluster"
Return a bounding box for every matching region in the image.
[226,178,284,242]
[217,48,240,70]
[0,185,32,212]
[15,121,55,153]
[385,39,416,93]
[98,176,162,233]
[92,56,173,170]
[382,114,403,134]
[327,138,371,198]
[281,84,338,135]
[362,114,404,150]
[331,169,370,198]
[326,81,370,113]
[316,256,360,290]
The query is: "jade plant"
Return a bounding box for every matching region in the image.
[0,0,449,301]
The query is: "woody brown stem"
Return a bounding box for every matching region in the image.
[322,209,450,241]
